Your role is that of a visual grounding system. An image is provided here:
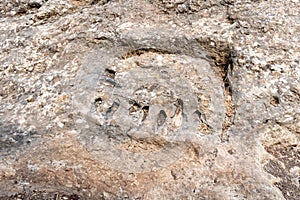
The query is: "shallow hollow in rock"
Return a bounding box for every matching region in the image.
[73,28,226,173]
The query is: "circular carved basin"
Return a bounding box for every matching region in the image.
[74,28,225,172]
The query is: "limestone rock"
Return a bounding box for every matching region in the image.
[0,0,299,199]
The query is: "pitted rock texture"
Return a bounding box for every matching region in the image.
[74,30,225,172]
[0,0,299,199]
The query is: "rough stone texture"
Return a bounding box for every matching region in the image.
[0,0,299,199]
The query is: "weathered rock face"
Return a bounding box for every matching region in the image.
[0,0,299,199]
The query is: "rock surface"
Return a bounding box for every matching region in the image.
[0,0,299,199]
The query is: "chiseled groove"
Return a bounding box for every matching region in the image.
[121,48,173,59]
